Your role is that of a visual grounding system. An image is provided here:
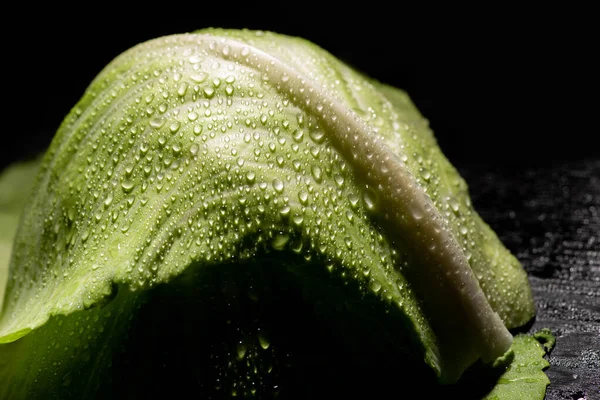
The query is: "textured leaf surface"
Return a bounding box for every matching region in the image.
[0,28,536,395]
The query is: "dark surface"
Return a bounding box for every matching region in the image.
[463,160,600,400]
[3,7,598,399]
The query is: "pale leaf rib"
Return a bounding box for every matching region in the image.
[187,32,512,371]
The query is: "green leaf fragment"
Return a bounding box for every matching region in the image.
[0,27,538,396]
[483,330,554,400]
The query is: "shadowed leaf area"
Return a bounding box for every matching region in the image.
[4,252,552,399]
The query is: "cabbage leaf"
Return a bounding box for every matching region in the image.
[0,29,541,398]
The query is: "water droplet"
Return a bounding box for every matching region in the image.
[348,193,359,209]
[311,166,322,183]
[149,117,165,128]
[309,130,325,143]
[177,83,188,97]
[344,237,353,249]
[292,213,304,226]
[298,191,309,205]
[104,193,113,207]
[292,129,304,142]
[236,342,247,360]
[279,205,291,217]
[345,211,354,222]
[272,234,289,250]
[411,205,423,221]
[191,72,208,83]
[272,179,284,193]
[448,198,460,214]
[258,331,270,350]
[362,188,377,210]
[369,279,382,293]
[121,180,135,193]
[169,121,181,134]
[189,54,203,64]
[203,87,215,98]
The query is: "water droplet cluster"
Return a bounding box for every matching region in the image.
[3,31,430,338]
[3,30,533,375]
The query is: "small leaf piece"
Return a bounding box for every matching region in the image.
[483,331,554,399]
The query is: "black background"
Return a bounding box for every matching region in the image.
[1,6,597,168]
[2,6,598,399]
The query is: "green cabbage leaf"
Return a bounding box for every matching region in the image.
[0,29,545,399]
